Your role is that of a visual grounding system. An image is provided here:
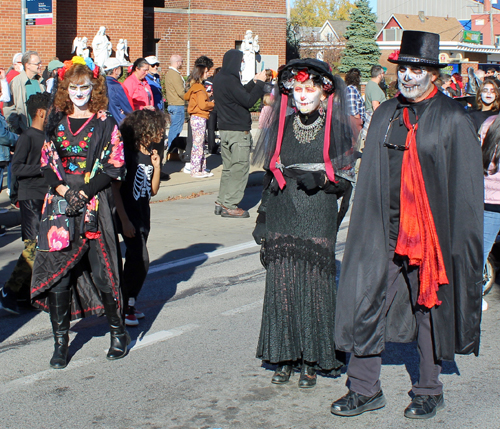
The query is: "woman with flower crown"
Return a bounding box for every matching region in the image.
[252,58,356,388]
[31,57,127,369]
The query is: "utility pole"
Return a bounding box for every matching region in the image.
[21,0,26,52]
[490,5,495,45]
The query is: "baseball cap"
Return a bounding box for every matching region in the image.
[12,53,23,64]
[145,55,160,65]
[104,58,123,72]
[48,60,64,73]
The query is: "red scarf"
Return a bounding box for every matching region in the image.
[394,85,449,308]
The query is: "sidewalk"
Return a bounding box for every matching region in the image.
[0,122,264,227]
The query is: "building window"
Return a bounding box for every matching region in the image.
[383,28,403,41]
[495,35,500,46]
[476,19,485,26]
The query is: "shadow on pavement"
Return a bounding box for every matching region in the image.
[240,172,264,211]
[67,242,222,360]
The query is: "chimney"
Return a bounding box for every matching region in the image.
[485,0,491,12]
[418,11,425,23]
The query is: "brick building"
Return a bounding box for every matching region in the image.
[0,1,287,73]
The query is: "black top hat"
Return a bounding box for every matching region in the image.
[278,58,336,94]
[388,30,446,68]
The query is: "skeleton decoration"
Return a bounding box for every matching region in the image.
[132,164,154,200]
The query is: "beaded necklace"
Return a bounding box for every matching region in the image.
[292,111,325,144]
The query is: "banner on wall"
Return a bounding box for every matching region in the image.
[26,0,53,26]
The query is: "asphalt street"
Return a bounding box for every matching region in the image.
[0,176,499,429]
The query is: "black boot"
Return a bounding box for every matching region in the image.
[298,362,317,388]
[271,362,293,384]
[48,290,72,369]
[101,292,130,360]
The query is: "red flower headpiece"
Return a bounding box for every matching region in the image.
[295,69,310,83]
[388,50,400,61]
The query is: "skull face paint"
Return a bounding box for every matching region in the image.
[481,83,497,106]
[398,66,432,100]
[293,79,323,114]
[68,79,93,107]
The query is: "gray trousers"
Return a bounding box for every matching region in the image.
[217,130,252,209]
[346,241,443,397]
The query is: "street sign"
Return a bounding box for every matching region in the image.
[462,30,482,44]
[26,0,53,25]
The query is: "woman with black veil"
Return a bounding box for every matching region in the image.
[252,58,356,388]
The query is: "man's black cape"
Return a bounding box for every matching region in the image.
[335,90,483,361]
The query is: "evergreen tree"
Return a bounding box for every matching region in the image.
[339,0,380,79]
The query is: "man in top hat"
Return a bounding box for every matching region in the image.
[331,31,483,419]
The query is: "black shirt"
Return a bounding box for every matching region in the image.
[120,148,154,232]
[11,127,48,201]
[467,109,498,133]
[386,98,433,239]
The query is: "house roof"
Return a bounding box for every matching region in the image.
[378,14,464,42]
[326,19,383,38]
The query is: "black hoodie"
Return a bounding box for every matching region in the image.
[213,49,265,131]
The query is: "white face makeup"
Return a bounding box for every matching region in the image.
[398,66,432,100]
[68,79,93,107]
[481,84,496,105]
[293,79,323,114]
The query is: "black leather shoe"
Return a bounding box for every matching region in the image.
[271,364,293,384]
[404,393,445,419]
[331,390,386,416]
[298,364,317,388]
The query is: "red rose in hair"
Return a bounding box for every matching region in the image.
[296,69,310,83]
[388,50,400,61]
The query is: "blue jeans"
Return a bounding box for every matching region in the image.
[483,210,500,268]
[166,105,185,150]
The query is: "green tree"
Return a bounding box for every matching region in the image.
[291,0,355,28]
[339,0,380,79]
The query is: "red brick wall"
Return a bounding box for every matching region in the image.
[154,12,286,73]
[1,0,286,74]
[188,0,285,13]
[0,1,58,68]
[58,0,144,62]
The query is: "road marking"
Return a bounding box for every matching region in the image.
[127,324,199,351]
[221,300,264,316]
[5,357,96,388]
[5,325,199,390]
[148,241,259,274]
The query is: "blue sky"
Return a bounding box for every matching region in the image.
[290,0,377,14]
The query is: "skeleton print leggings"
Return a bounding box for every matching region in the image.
[189,115,207,176]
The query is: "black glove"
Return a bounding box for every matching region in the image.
[252,212,267,245]
[64,188,88,215]
[296,171,326,191]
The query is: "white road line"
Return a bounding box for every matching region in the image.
[148,241,259,274]
[221,300,263,316]
[5,357,96,388]
[5,325,200,390]
[127,324,199,351]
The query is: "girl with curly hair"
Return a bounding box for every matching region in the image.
[31,60,127,369]
[112,109,164,326]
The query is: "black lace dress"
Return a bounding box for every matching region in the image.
[256,115,346,372]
